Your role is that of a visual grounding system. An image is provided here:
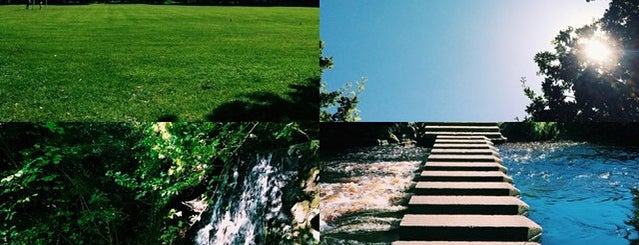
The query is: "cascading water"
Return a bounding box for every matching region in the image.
[320,145,427,244]
[195,154,290,245]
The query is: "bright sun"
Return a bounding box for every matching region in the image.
[578,28,617,67]
[583,38,613,63]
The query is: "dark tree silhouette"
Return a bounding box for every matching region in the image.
[523,0,639,121]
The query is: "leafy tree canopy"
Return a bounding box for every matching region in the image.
[320,41,366,122]
[522,0,639,121]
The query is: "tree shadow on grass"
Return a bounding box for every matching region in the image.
[157,114,179,122]
[205,78,318,121]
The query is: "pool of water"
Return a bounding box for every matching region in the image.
[500,142,639,245]
[320,145,428,245]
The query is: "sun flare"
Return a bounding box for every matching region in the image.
[583,38,613,63]
[578,29,617,68]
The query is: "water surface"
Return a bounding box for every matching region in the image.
[320,142,639,244]
[500,142,639,245]
[320,145,427,244]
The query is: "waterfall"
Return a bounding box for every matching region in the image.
[195,154,289,245]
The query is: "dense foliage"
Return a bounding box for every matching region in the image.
[522,0,639,121]
[0,122,317,244]
[0,123,141,244]
[320,41,366,122]
[499,122,560,142]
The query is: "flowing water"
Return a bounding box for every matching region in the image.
[321,142,639,245]
[500,142,639,244]
[320,145,428,245]
[195,154,290,245]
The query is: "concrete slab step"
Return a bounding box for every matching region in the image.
[423,162,507,173]
[430,133,507,144]
[436,135,489,140]
[425,125,501,132]
[430,148,498,156]
[399,214,542,241]
[425,122,499,127]
[427,154,502,163]
[415,182,520,196]
[419,171,512,183]
[432,144,498,150]
[426,132,504,137]
[393,241,540,245]
[407,195,529,215]
[434,139,493,145]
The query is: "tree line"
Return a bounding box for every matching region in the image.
[1,0,317,6]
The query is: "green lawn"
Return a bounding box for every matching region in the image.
[0,4,318,121]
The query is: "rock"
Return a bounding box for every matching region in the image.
[388,132,401,144]
[303,168,319,196]
[291,201,310,224]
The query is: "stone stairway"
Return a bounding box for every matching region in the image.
[394,129,541,244]
[423,123,507,144]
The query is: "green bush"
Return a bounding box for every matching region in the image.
[0,122,318,244]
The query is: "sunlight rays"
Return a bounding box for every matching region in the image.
[578,28,619,70]
[584,38,613,63]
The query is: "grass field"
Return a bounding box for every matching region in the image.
[0,4,318,121]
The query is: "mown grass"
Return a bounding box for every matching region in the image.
[0,4,318,121]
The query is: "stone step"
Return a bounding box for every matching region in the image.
[419,171,512,183]
[425,125,501,132]
[415,182,520,196]
[426,132,504,137]
[407,195,529,215]
[425,132,507,144]
[430,148,498,156]
[429,132,507,144]
[393,241,540,245]
[432,144,498,150]
[436,135,489,140]
[434,139,493,145]
[399,214,542,241]
[425,122,499,127]
[428,154,502,163]
[423,162,507,173]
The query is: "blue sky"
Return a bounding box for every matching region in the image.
[321,0,610,122]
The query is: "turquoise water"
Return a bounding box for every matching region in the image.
[500,142,639,245]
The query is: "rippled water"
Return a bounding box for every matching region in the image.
[500,142,639,245]
[321,142,639,244]
[320,145,427,245]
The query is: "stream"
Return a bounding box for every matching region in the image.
[320,145,427,244]
[500,141,639,244]
[320,142,639,244]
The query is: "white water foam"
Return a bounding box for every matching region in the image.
[320,161,421,233]
[195,155,288,245]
